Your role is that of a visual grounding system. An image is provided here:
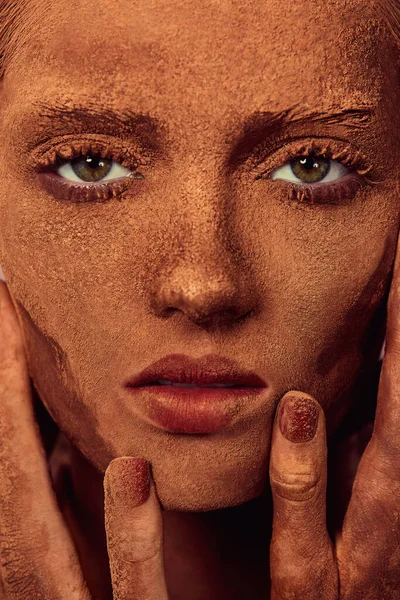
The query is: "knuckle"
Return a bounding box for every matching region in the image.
[363,447,400,486]
[108,523,163,564]
[4,571,36,599]
[271,558,338,600]
[0,527,43,598]
[113,540,163,566]
[0,553,39,599]
[270,470,322,502]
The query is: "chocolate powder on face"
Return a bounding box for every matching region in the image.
[0,0,399,512]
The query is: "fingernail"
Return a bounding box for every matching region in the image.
[106,457,150,508]
[279,394,319,443]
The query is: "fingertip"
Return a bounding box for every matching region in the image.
[270,391,327,504]
[104,457,167,591]
[276,391,323,444]
[104,457,151,509]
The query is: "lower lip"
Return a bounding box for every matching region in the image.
[126,385,266,433]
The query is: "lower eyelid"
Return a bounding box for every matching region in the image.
[36,171,138,203]
[283,173,366,205]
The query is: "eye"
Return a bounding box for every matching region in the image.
[56,154,132,183]
[270,152,350,184]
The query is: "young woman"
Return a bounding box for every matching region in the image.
[0,0,399,598]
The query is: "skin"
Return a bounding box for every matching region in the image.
[0,276,399,600]
[0,0,399,597]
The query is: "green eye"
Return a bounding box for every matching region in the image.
[271,152,349,184]
[57,152,132,184]
[290,153,330,183]
[69,155,114,182]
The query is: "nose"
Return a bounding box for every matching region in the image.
[149,194,256,330]
[151,260,253,328]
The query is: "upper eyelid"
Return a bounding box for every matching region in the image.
[25,135,149,174]
[26,132,375,184]
[250,137,374,181]
[52,148,131,171]
[49,141,367,196]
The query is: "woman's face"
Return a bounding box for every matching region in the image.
[0,0,399,510]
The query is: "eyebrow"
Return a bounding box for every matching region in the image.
[229,104,374,165]
[35,103,163,130]
[17,98,374,160]
[19,100,167,152]
[244,104,372,133]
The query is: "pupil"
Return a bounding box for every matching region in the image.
[84,155,103,169]
[299,156,316,170]
[290,152,330,184]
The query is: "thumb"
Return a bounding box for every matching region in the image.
[268,391,337,600]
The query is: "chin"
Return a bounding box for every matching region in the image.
[150,460,268,511]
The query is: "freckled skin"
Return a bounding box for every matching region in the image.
[0,0,399,597]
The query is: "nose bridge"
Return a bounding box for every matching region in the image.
[149,157,255,325]
[178,159,232,251]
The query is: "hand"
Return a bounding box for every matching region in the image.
[0,282,169,600]
[268,253,400,598]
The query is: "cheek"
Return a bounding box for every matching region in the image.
[244,182,399,415]
[14,300,111,465]
[1,172,399,454]
[313,243,390,377]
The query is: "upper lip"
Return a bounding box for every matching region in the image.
[125,353,267,387]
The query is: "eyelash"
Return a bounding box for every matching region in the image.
[253,137,374,204]
[36,139,145,203]
[36,136,374,205]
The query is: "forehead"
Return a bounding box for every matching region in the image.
[2,0,396,137]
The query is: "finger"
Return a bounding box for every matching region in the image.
[364,236,400,468]
[104,457,168,600]
[335,241,400,595]
[0,282,90,600]
[335,439,400,599]
[269,391,338,600]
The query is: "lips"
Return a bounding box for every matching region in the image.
[124,354,268,434]
[125,353,267,388]
[149,380,240,388]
